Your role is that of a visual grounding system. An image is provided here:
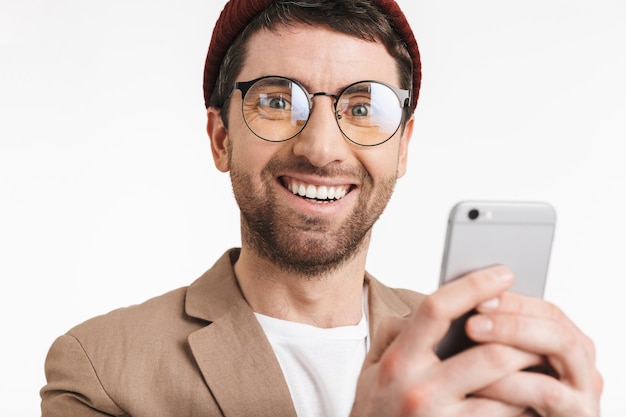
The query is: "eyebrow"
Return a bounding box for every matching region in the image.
[261,77,294,89]
[346,84,372,94]
[265,75,344,96]
[259,75,378,97]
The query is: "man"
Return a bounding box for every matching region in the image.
[41,0,602,416]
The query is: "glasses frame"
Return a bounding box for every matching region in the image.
[229,75,411,147]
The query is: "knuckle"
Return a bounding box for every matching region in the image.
[593,369,604,396]
[555,326,578,351]
[418,295,448,321]
[378,348,405,385]
[488,314,518,340]
[481,343,515,368]
[400,386,435,416]
[545,300,565,321]
[540,383,568,411]
[583,333,597,358]
[464,269,487,287]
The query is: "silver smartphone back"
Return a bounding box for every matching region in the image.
[436,200,556,359]
[439,200,556,296]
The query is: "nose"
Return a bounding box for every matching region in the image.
[291,95,350,167]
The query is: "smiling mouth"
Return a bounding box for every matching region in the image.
[281,177,352,202]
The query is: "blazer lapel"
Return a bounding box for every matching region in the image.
[366,273,419,338]
[186,249,297,417]
[183,249,422,416]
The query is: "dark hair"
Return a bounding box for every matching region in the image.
[210,0,414,126]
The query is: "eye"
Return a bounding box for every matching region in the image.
[266,96,290,110]
[351,103,370,117]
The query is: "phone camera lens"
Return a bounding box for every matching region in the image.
[468,209,479,220]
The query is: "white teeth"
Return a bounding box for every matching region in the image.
[287,181,348,201]
[317,186,328,200]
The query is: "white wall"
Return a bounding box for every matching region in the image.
[1,0,624,415]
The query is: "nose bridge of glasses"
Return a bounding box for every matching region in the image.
[308,92,341,120]
[309,91,339,106]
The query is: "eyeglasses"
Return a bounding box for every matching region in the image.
[229,76,411,147]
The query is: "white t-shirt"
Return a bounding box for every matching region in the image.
[254,293,369,417]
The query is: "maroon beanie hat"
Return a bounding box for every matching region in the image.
[202,0,421,111]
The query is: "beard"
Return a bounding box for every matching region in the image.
[229,151,398,278]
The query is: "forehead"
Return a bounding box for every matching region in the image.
[238,24,400,92]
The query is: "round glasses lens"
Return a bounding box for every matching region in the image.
[336,82,403,146]
[242,77,310,142]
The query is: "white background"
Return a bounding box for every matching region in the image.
[1,0,625,415]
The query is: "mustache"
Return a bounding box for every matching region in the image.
[262,155,367,180]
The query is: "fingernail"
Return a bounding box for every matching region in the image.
[470,316,493,333]
[492,268,514,282]
[478,297,500,311]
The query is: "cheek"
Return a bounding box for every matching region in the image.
[228,132,283,181]
[358,146,402,180]
[226,103,295,182]
[231,144,264,174]
[227,120,262,166]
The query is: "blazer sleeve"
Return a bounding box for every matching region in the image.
[40,334,127,417]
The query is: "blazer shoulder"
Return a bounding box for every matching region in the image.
[67,285,197,340]
[46,286,217,416]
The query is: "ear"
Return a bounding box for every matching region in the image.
[396,115,414,179]
[207,107,230,172]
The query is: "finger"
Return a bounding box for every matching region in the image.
[477,292,566,321]
[475,293,596,370]
[476,371,601,417]
[395,265,515,357]
[435,343,542,396]
[480,293,599,376]
[477,292,593,360]
[466,310,597,392]
[446,395,527,417]
[437,265,515,315]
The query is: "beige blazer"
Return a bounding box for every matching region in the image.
[41,248,425,417]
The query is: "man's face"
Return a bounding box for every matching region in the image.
[209,24,413,276]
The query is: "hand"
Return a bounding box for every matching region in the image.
[466,292,603,417]
[351,266,543,417]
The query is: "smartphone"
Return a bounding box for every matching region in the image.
[435,200,556,360]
